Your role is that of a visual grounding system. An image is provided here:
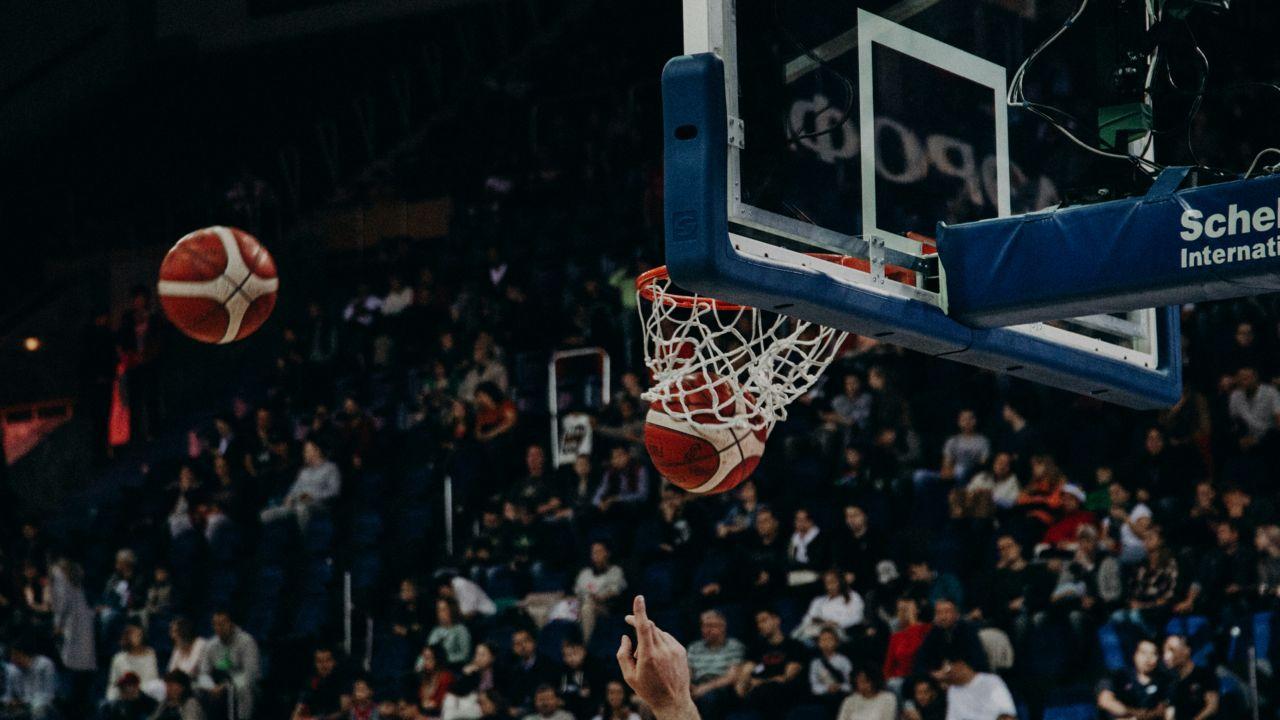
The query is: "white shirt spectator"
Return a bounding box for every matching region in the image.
[383,286,414,315]
[2,655,58,711]
[793,592,865,641]
[107,648,163,701]
[450,576,496,618]
[808,653,853,696]
[1115,503,1153,565]
[967,471,1021,509]
[1229,383,1280,438]
[836,691,897,720]
[945,672,1016,720]
[286,460,341,506]
[168,637,208,677]
[943,434,991,475]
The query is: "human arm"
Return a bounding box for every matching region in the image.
[1097,689,1133,718]
[476,404,517,441]
[617,596,700,720]
[1193,690,1219,720]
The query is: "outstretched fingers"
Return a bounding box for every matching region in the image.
[617,634,636,680]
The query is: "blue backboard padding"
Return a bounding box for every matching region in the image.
[662,53,1181,409]
[939,168,1280,328]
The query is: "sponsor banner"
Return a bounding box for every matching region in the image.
[938,169,1280,328]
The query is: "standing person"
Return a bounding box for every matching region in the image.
[118,285,165,443]
[1162,635,1219,720]
[197,610,260,720]
[48,557,97,715]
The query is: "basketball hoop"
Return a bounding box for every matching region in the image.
[636,255,858,433]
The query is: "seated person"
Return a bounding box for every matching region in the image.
[522,686,573,720]
[554,639,601,720]
[686,610,745,719]
[2,638,59,720]
[808,628,853,711]
[99,673,157,720]
[835,665,897,720]
[151,670,205,720]
[1096,639,1169,720]
[260,439,341,530]
[793,570,865,643]
[590,681,641,720]
[291,646,349,720]
[733,609,805,717]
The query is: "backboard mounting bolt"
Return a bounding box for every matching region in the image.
[727,116,746,149]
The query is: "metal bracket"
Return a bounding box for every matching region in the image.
[868,235,885,286]
[727,116,745,149]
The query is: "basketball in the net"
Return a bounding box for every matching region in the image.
[157,226,279,344]
[643,374,767,494]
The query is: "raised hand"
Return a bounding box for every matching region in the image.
[617,595,700,720]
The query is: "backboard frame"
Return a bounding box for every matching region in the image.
[665,0,1181,408]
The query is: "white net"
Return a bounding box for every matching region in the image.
[637,269,849,433]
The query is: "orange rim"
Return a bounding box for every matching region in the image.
[635,252,923,310]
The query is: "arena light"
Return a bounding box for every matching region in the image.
[22,336,40,352]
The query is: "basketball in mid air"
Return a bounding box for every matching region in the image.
[157,226,279,344]
[643,373,767,494]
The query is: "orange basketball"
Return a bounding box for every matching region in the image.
[643,374,767,494]
[157,226,279,344]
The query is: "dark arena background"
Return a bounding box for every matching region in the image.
[3,1,1280,719]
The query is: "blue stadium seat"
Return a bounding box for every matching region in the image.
[395,505,431,545]
[1043,703,1096,720]
[1165,615,1210,639]
[641,562,676,605]
[245,600,278,640]
[715,604,748,642]
[371,633,411,687]
[304,514,336,555]
[403,466,432,499]
[588,615,628,659]
[1255,612,1273,659]
[538,619,578,663]
[784,705,827,720]
[300,558,335,596]
[1098,623,1127,673]
[207,568,238,607]
[349,552,381,592]
[292,597,327,637]
[350,511,383,547]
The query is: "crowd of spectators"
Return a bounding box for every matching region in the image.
[4,6,1280,720]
